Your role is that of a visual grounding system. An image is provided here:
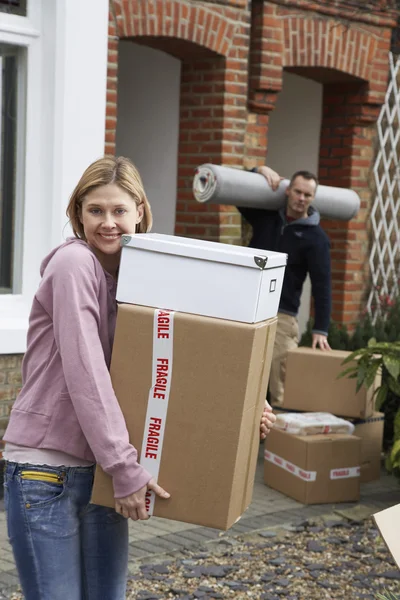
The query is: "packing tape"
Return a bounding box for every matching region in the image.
[140,309,174,515]
[264,450,360,482]
[264,449,317,482]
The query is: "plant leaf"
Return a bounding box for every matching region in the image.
[394,408,400,442]
[375,383,388,411]
[364,360,381,389]
[391,439,400,464]
[383,355,400,380]
[337,365,358,380]
[388,378,400,396]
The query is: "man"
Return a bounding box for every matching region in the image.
[239,166,331,406]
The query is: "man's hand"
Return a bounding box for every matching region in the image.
[256,166,283,191]
[260,400,276,440]
[312,333,331,351]
[115,478,170,520]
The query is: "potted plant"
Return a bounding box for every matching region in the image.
[340,339,400,476]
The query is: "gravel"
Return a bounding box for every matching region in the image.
[124,517,400,600]
[6,517,400,599]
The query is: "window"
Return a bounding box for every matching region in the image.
[0,0,27,17]
[0,43,24,294]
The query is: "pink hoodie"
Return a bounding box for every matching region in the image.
[4,238,152,498]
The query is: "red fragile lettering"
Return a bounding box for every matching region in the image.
[265,452,271,460]
[145,417,162,459]
[274,457,283,466]
[299,470,310,480]
[333,469,349,478]
[153,359,169,399]
[157,311,171,339]
[323,426,331,434]
[145,490,152,512]
[286,463,295,473]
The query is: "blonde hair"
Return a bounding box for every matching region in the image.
[66,156,153,238]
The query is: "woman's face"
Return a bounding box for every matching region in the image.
[80,183,143,257]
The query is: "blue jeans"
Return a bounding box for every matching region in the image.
[4,462,129,600]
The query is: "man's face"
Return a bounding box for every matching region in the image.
[286,176,317,219]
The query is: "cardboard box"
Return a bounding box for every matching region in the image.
[352,412,384,483]
[374,504,400,569]
[264,428,361,504]
[117,233,287,323]
[282,347,380,419]
[92,304,277,530]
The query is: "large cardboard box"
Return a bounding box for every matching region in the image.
[352,412,384,483]
[264,428,361,504]
[282,347,380,419]
[92,304,277,530]
[117,233,287,323]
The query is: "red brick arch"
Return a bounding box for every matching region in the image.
[249,2,391,114]
[111,0,238,57]
[283,17,385,104]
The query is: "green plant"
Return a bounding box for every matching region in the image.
[300,291,400,352]
[340,339,400,474]
[340,340,400,408]
[376,591,400,600]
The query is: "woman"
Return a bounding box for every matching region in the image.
[3,156,275,600]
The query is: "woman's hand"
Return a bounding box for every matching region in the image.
[260,400,276,440]
[256,165,283,191]
[115,478,170,520]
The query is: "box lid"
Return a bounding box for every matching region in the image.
[121,233,287,270]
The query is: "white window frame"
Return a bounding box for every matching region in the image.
[0,0,109,354]
[0,3,40,353]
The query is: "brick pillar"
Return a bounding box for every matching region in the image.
[175,25,250,244]
[105,8,118,156]
[319,83,378,325]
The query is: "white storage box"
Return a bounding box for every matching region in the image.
[117,233,287,323]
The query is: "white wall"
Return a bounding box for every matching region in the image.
[267,71,323,335]
[0,0,109,353]
[116,42,181,235]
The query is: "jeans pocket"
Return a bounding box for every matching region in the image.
[19,469,66,509]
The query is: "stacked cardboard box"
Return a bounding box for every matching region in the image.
[264,347,383,504]
[352,412,384,483]
[92,234,287,529]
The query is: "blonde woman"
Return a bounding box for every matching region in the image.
[3,156,170,600]
[3,156,275,600]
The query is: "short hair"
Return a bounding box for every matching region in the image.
[66,156,153,239]
[289,170,319,188]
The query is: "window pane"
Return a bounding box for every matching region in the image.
[0,1,27,17]
[0,44,19,293]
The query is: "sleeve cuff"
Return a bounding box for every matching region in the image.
[312,329,328,337]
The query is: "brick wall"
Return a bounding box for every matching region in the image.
[318,84,377,324]
[0,355,23,445]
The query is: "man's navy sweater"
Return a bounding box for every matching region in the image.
[239,204,331,335]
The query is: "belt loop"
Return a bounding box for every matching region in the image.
[5,461,18,478]
[67,466,75,487]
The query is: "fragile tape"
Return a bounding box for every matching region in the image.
[264,450,360,482]
[140,309,174,515]
[330,466,360,480]
[264,450,317,482]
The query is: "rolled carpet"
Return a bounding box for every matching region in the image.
[193,164,360,221]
